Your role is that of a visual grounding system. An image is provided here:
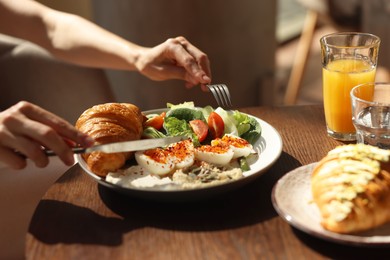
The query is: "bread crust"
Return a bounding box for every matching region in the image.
[75,103,144,177]
[311,144,390,234]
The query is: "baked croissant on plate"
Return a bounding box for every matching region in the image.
[75,103,144,177]
[311,144,390,234]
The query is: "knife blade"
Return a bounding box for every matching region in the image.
[44,136,186,156]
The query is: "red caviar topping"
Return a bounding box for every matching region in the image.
[167,139,193,161]
[143,148,171,163]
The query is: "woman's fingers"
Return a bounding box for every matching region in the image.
[0,101,93,168]
[136,36,212,89]
[0,146,27,169]
[17,120,74,166]
[19,102,94,147]
[0,118,51,168]
[174,36,211,83]
[167,37,211,86]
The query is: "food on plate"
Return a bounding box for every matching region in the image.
[144,111,165,130]
[208,111,224,139]
[78,101,262,189]
[115,132,255,189]
[194,134,253,166]
[76,103,144,177]
[211,134,253,159]
[311,144,390,234]
[106,161,243,189]
[146,101,261,147]
[172,162,243,189]
[135,135,252,175]
[189,119,208,142]
[126,101,261,189]
[135,139,195,175]
[194,143,235,166]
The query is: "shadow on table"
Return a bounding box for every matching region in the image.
[29,200,126,246]
[29,151,302,246]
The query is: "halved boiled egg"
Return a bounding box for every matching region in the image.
[166,139,195,169]
[135,139,195,175]
[195,144,234,166]
[135,148,175,176]
[211,134,253,159]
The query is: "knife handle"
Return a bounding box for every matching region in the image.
[44,147,87,156]
[14,147,87,158]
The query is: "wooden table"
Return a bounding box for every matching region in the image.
[26,105,390,259]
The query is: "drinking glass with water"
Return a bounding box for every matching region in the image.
[351,82,390,149]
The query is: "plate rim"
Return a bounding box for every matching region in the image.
[271,163,390,247]
[77,108,283,198]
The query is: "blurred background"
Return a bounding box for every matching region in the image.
[34,0,390,109]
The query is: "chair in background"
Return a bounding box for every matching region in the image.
[283,0,361,105]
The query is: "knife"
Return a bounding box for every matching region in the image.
[44,136,186,156]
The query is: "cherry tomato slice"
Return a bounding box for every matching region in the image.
[144,112,166,130]
[208,112,224,139]
[189,119,208,142]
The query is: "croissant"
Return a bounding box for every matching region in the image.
[75,103,144,177]
[311,144,390,234]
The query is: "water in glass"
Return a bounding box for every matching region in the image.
[354,106,390,149]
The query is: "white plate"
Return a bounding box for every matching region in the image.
[271,163,390,247]
[77,109,283,201]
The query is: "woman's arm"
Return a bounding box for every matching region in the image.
[0,0,211,88]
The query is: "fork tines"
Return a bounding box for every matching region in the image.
[207,84,232,109]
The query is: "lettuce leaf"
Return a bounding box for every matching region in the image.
[201,105,214,121]
[233,110,252,136]
[214,108,261,145]
[163,117,200,146]
[235,113,261,144]
[166,101,195,110]
[142,126,166,139]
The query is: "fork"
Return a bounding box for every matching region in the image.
[207,84,233,109]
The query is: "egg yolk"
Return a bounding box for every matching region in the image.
[197,144,230,154]
[143,148,171,164]
[221,135,250,148]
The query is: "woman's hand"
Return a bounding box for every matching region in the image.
[135,36,212,91]
[0,101,94,169]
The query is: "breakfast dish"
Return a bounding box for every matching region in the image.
[272,144,390,246]
[76,103,282,200]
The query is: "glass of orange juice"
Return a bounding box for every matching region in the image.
[320,32,380,141]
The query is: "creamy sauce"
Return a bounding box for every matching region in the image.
[172,161,243,189]
[106,161,243,190]
[106,165,174,188]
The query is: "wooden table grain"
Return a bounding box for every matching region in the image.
[26,105,390,259]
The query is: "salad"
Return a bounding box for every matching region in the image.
[143,102,261,145]
[141,101,262,171]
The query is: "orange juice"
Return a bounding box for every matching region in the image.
[323,59,376,134]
